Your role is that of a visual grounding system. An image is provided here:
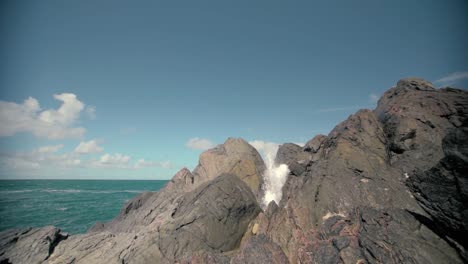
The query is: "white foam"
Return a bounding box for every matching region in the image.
[249,141,290,209]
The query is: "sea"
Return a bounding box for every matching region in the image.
[0,180,168,234]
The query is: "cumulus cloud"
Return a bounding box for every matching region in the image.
[97,153,131,167]
[0,147,172,172]
[186,137,216,150]
[74,140,103,154]
[249,140,290,208]
[0,94,88,139]
[37,144,64,153]
[434,71,468,86]
[0,146,80,171]
[134,159,173,169]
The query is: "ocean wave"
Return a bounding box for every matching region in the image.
[0,189,146,194]
[41,189,146,194]
[56,207,68,211]
[0,190,33,194]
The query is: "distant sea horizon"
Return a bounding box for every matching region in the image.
[0,179,168,234]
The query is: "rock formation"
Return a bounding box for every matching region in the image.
[0,78,467,263]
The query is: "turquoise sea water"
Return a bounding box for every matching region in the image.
[0,180,168,234]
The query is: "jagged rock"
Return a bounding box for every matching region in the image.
[275,143,311,176]
[295,207,463,264]
[2,78,467,264]
[0,226,68,264]
[303,134,326,153]
[257,79,467,263]
[278,109,423,230]
[407,125,468,259]
[231,234,289,264]
[164,167,194,192]
[155,174,261,260]
[193,138,266,197]
[48,174,261,263]
[253,206,463,264]
[356,208,462,263]
[180,252,231,264]
[90,138,265,234]
[375,78,468,173]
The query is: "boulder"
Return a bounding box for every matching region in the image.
[275,143,312,176]
[193,138,266,197]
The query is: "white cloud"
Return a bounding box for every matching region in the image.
[434,71,468,86]
[98,153,131,167]
[186,137,216,150]
[37,144,64,153]
[369,93,379,104]
[39,94,84,125]
[74,140,103,154]
[1,147,172,173]
[134,159,173,169]
[0,93,88,139]
[0,147,80,171]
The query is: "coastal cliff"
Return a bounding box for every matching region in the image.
[1,78,467,263]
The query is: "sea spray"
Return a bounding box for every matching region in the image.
[249,141,290,208]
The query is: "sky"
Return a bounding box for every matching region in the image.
[0,0,467,179]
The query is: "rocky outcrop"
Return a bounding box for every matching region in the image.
[407,124,468,259]
[192,138,266,197]
[0,226,68,264]
[47,174,261,263]
[89,138,265,234]
[275,143,312,176]
[1,78,467,264]
[231,234,289,264]
[303,134,326,153]
[247,78,467,263]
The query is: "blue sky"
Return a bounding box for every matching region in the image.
[1,0,467,179]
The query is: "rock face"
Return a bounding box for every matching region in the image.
[1,78,467,264]
[47,174,261,263]
[257,78,468,263]
[0,226,68,264]
[275,143,312,176]
[192,137,266,197]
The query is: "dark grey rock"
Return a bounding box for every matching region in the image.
[155,174,261,260]
[408,125,468,259]
[275,143,311,176]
